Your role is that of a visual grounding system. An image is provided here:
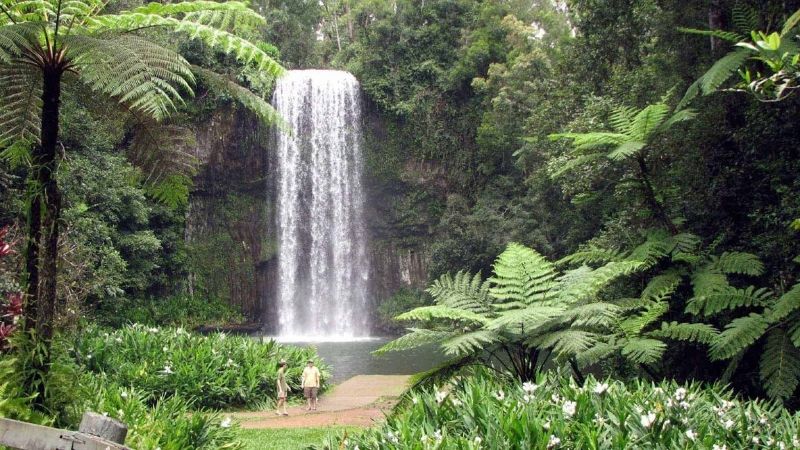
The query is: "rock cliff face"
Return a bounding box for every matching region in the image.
[186,98,435,331]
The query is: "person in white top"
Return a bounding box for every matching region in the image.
[301,359,321,411]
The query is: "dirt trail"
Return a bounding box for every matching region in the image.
[233,375,411,429]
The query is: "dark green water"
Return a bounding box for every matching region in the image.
[277,338,445,383]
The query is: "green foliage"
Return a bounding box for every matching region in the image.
[95,295,243,329]
[72,324,328,408]
[323,370,800,450]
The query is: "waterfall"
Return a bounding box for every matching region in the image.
[272,70,370,339]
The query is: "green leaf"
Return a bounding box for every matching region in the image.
[607,141,645,161]
[766,283,800,323]
[648,321,718,344]
[395,306,489,325]
[760,328,800,401]
[621,338,666,365]
[373,329,455,355]
[710,313,768,360]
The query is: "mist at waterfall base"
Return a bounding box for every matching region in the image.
[272,70,371,341]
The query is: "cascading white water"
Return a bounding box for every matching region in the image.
[272,70,370,339]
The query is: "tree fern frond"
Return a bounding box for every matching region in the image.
[711,251,764,276]
[619,301,669,336]
[0,22,41,62]
[690,266,730,297]
[608,105,637,134]
[766,283,800,323]
[648,321,718,344]
[629,103,669,141]
[710,313,768,360]
[487,305,564,334]
[87,13,284,78]
[671,232,702,254]
[641,272,682,302]
[789,316,800,347]
[558,247,623,266]
[441,330,499,356]
[548,153,604,179]
[373,328,455,355]
[660,108,697,132]
[686,286,773,316]
[427,271,491,314]
[677,78,701,111]
[489,243,557,304]
[126,119,198,187]
[677,27,745,43]
[548,131,629,152]
[698,48,753,94]
[607,140,645,161]
[781,9,800,36]
[560,260,645,303]
[621,338,666,365]
[627,232,673,267]
[395,305,489,325]
[146,173,191,208]
[0,63,41,147]
[0,139,32,167]
[559,302,621,328]
[132,0,264,25]
[530,329,599,356]
[575,341,618,368]
[192,66,286,128]
[760,328,800,401]
[731,4,759,36]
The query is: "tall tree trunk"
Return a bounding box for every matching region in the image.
[37,67,62,343]
[636,155,678,234]
[709,0,726,54]
[24,190,41,329]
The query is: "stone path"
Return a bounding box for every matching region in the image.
[232,375,411,429]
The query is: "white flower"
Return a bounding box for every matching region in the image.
[386,431,399,444]
[353,446,359,450]
[87,354,93,360]
[433,429,442,442]
[752,437,759,444]
[593,382,609,395]
[760,416,768,425]
[494,390,505,401]
[551,393,561,403]
[412,396,419,405]
[562,400,576,418]
[792,436,799,447]
[679,401,690,410]
[218,333,227,340]
[162,346,168,352]
[522,394,532,404]
[547,434,561,448]
[148,327,159,333]
[543,421,551,430]
[220,417,232,428]
[674,387,687,401]
[712,445,728,450]
[435,390,447,404]
[653,387,664,394]
[640,412,656,428]
[114,337,122,343]
[420,435,427,443]
[665,398,674,408]
[723,419,734,430]
[767,438,775,446]
[474,436,482,445]
[523,381,539,394]
[161,365,174,375]
[778,442,786,450]
[226,358,236,367]
[451,397,462,407]
[120,391,128,399]
[686,429,696,441]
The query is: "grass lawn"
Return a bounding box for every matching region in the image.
[237,426,363,450]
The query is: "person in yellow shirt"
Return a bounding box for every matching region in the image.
[301,359,321,411]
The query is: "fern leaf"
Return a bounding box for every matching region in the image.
[641,272,682,302]
[0,64,41,147]
[559,302,621,328]
[678,27,746,43]
[192,66,286,128]
[698,48,753,94]
[557,247,623,266]
[760,328,800,401]
[441,330,499,356]
[621,338,666,365]
[395,305,489,325]
[373,328,455,355]
[607,141,646,160]
[559,260,645,303]
[766,283,800,323]
[619,301,669,336]
[548,153,604,179]
[710,313,768,360]
[731,4,759,35]
[575,341,618,368]
[488,243,557,304]
[549,132,629,151]
[781,9,800,37]
[629,103,669,141]
[486,305,564,333]
[608,105,637,134]
[530,329,599,356]
[426,271,491,314]
[686,286,773,316]
[711,251,764,276]
[648,321,718,344]
[146,174,191,208]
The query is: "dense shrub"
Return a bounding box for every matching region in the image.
[72,324,329,408]
[95,295,243,329]
[325,371,800,449]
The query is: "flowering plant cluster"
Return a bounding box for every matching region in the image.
[72,324,329,408]
[325,370,800,449]
[0,227,22,352]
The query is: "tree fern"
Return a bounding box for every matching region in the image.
[488,243,557,304]
[765,283,800,323]
[441,330,500,356]
[530,329,599,356]
[640,271,682,302]
[395,305,490,325]
[619,301,669,337]
[759,329,800,400]
[648,321,719,345]
[427,271,491,314]
[710,313,768,360]
[0,64,41,148]
[559,302,621,328]
[711,251,764,276]
[374,329,456,356]
[556,247,623,266]
[621,338,667,365]
[686,286,773,316]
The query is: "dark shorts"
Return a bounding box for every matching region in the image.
[303,387,318,399]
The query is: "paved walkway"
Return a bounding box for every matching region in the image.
[233,375,411,429]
